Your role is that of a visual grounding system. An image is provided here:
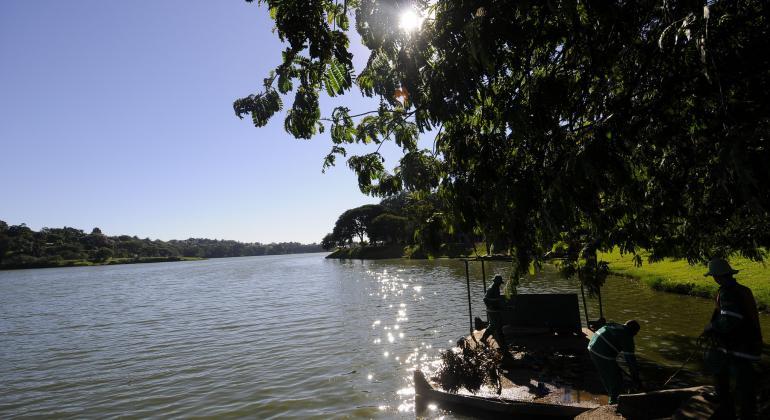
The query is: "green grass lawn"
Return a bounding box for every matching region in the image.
[600,249,770,311]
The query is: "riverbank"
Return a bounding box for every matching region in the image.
[600,249,770,311]
[326,243,472,260]
[327,245,770,310]
[0,256,204,270]
[326,244,406,259]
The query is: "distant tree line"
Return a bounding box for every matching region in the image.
[0,220,322,269]
[321,193,477,257]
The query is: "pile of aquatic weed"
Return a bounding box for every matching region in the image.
[434,339,502,394]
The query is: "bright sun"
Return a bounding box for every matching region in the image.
[399,9,423,32]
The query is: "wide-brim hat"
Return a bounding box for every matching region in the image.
[703,258,739,277]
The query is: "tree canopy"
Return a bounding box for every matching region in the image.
[332,204,386,244]
[321,192,471,256]
[236,0,770,275]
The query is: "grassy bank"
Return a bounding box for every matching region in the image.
[326,245,406,259]
[0,256,204,270]
[326,244,770,309]
[326,242,475,260]
[600,249,770,311]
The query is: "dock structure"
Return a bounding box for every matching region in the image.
[459,255,604,341]
[417,256,719,418]
[420,322,718,419]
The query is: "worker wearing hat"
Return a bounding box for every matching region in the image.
[702,258,762,419]
[588,320,642,404]
[481,275,506,349]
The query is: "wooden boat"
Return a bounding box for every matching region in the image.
[412,292,607,417]
[414,369,594,418]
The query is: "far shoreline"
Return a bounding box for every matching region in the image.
[0,251,331,271]
[0,256,205,271]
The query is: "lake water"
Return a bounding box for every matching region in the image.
[1,253,768,418]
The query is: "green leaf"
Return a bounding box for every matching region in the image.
[347,153,385,193]
[324,60,350,97]
[337,13,349,31]
[233,89,282,127]
[325,64,340,96]
[277,73,293,94]
[322,146,347,172]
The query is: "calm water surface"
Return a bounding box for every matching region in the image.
[1,253,768,418]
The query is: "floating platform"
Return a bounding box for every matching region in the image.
[416,290,718,418]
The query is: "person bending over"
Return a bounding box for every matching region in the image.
[588,320,642,404]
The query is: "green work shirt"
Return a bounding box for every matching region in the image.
[588,323,636,361]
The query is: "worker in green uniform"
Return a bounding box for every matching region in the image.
[481,275,506,349]
[702,258,762,420]
[588,320,642,404]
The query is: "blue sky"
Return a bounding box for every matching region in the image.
[0,1,414,244]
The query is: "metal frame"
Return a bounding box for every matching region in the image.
[460,256,515,337]
[460,256,600,335]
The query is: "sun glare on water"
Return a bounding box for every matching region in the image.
[399,9,423,32]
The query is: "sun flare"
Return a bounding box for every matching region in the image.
[398,9,423,32]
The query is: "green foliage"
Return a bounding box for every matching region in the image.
[320,232,337,251]
[331,203,385,244]
[368,213,409,244]
[323,59,352,97]
[285,84,321,138]
[329,107,355,144]
[240,0,770,277]
[0,220,323,270]
[91,247,114,263]
[234,88,282,127]
[398,150,440,192]
[325,192,476,258]
[0,220,10,265]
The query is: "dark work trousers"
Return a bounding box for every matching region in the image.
[589,352,624,404]
[481,311,506,349]
[714,356,757,420]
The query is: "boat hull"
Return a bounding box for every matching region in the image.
[414,369,592,418]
